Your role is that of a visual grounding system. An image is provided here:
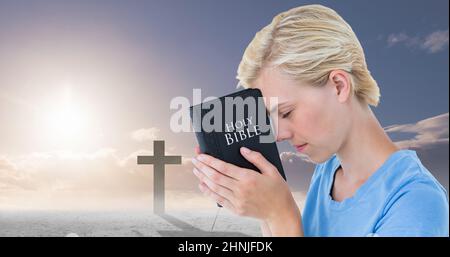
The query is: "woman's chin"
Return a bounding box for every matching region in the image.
[307,151,334,164]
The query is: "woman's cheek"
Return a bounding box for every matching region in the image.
[293,110,336,162]
[293,109,320,139]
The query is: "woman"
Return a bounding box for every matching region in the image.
[191,4,448,236]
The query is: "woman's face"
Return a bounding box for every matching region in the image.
[253,67,352,163]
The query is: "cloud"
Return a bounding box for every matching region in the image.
[421,30,450,53]
[280,151,314,164]
[279,151,316,192]
[0,156,16,170]
[387,30,449,53]
[0,147,199,210]
[0,156,36,191]
[130,127,161,142]
[384,112,448,149]
[387,32,413,46]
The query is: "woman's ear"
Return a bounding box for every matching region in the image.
[328,70,352,103]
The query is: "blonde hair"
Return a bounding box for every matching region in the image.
[236,4,380,106]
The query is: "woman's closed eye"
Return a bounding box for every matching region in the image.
[281,110,293,119]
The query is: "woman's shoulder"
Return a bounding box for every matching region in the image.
[382,149,447,198]
[376,150,449,236]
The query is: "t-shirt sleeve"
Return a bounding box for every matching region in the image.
[374,180,449,237]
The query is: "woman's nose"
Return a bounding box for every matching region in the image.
[275,127,292,142]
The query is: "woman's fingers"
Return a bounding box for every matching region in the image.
[194,145,201,155]
[192,167,234,201]
[192,157,237,190]
[240,147,279,177]
[199,182,235,212]
[196,154,246,180]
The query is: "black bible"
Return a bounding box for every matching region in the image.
[190,88,286,207]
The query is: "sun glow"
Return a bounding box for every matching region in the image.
[41,85,98,148]
[45,103,88,141]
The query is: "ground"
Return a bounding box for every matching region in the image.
[0,209,261,237]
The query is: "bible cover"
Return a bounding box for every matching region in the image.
[190,88,286,181]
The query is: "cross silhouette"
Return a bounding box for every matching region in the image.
[137,140,182,214]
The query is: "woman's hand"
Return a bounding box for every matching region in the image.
[192,146,303,236]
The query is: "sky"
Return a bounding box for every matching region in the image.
[0,0,448,210]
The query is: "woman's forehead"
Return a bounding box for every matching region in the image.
[254,68,302,101]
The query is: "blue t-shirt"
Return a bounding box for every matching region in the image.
[302,150,449,236]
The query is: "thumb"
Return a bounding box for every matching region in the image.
[240,147,278,176]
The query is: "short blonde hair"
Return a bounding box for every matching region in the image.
[236,4,380,106]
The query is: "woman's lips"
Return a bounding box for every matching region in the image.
[295,143,308,153]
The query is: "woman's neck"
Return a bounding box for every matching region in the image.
[336,104,399,184]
